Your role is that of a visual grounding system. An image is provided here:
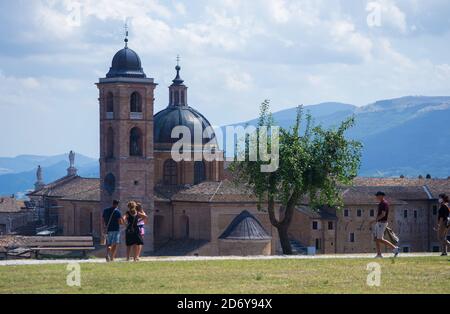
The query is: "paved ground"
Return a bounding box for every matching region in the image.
[0,253,439,267]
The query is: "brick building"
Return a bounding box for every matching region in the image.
[0,196,33,235]
[289,179,450,254]
[26,37,450,256]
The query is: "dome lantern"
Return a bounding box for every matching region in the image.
[169,56,188,107]
[105,29,147,79]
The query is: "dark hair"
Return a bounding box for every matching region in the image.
[112,200,120,206]
[375,191,386,197]
[440,194,449,203]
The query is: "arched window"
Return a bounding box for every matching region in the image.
[130,127,143,157]
[104,173,116,195]
[174,91,180,105]
[180,91,185,105]
[106,92,114,113]
[106,127,114,159]
[194,161,206,185]
[130,92,142,113]
[163,159,178,186]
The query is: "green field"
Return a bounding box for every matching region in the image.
[0,257,449,294]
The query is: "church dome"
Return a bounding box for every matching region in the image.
[106,47,146,79]
[154,106,216,145]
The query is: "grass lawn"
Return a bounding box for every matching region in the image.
[0,257,449,294]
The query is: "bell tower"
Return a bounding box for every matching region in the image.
[97,31,156,252]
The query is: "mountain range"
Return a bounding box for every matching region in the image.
[1,96,449,196]
[0,154,98,196]
[223,96,450,178]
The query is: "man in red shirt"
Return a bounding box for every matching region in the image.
[372,192,400,258]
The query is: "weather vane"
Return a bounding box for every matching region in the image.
[176,54,180,67]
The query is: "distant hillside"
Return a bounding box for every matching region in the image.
[222,96,450,178]
[0,154,98,195]
[0,153,96,175]
[225,102,356,130]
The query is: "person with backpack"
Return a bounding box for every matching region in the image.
[102,200,123,262]
[123,201,145,261]
[437,194,450,256]
[372,191,400,258]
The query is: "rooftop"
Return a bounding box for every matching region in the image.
[28,175,100,201]
[0,197,25,213]
[171,180,257,203]
[219,210,271,240]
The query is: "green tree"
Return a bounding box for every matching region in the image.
[230,101,362,254]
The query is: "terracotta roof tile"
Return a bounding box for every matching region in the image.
[171,180,257,203]
[353,177,450,199]
[296,206,338,220]
[29,176,100,201]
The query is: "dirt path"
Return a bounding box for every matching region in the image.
[0,253,438,267]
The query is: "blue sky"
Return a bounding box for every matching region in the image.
[0,0,450,158]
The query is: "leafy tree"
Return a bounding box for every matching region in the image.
[230,101,362,254]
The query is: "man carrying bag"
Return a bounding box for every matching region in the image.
[102,200,123,262]
[372,191,400,258]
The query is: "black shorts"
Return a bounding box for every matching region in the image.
[125,231,144,246]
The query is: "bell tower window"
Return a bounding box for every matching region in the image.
[163,159,178,186]
[130,127,143,157]
[106,127,114,159]
[130,92,143,119]
[194,161,206,184]
[106,92,114,119]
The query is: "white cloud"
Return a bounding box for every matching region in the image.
[1,0,450,156]
[173,2,186,15]
[224,69,253,92]
[368,0,408,33]
[329,20,374,61]
[269,0,291,24]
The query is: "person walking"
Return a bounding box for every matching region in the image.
[372,191,400,258]
[437,194,450,256]
[123,201,144,261]
[135,202,148,260]
[102,200,123,262]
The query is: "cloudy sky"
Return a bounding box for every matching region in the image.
[0,0,449,157]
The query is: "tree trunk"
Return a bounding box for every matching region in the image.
[276,189,302,255]
[277,224,292,255]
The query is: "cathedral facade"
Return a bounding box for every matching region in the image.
[27,38,278,256]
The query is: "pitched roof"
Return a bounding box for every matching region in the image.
[28,175,100,201]
[341,185,428,204]
[60,184,100,202]
[171,180,257,203]
[219,210,271,240]
[353,177,450,199]
[296,206,338,220]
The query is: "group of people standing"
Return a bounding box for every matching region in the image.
[102,200,148,262]
[373,191,450,258]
